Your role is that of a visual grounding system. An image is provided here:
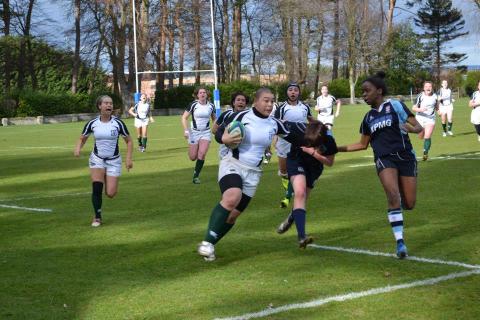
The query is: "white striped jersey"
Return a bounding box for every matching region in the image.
[133,102,151,120]
[274,101,312,122]
[438,88,452,106]
[186,101,215,131]
[81,116,130,159]
[415,92,438,118]
[217,108,289,168]
[316,95,337,116]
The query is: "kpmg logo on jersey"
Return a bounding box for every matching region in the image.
[369,115,393,133]
[385,105,391,113]
[110,129,118,137]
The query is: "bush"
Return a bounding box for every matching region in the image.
[464,71,480,97]
[324,78,364,99]
[154,85,196,110]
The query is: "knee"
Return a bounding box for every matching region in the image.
[105,190,116,198]
[189,154,197,161]
[221,196,240,211]
[403,199,416,210]
[294,187,307,200]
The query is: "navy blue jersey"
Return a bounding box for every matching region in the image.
[215,109,234,126]
[283,121,338,172]
[359,99,414,159]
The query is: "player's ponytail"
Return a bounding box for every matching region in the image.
[304,120,328,148]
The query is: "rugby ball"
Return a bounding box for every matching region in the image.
[225,120,245,149]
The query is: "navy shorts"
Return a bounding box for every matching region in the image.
[286,158,323,189]
[375,151,417,177]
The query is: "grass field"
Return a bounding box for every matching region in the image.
[1,98,479,320]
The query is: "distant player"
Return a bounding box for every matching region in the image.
[128,93,154,152]
[469,80,480,142]
[212,91,249,159]
[74,95,133,227]
[197,88,290,261]
[438,80,454,137]
[412,81,438,161]
[337,72,423,258]
[181,87,217,184]
[274,83,313,208]
[315,85,341,131]
[276,120,337,248]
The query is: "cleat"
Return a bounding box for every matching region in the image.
[447,131,453,136]
[277,216,293,234]
[396,241,408,259]
[422,153,428,161]
[280,197,290,208]
[298,236,314,249]
[442,132,447,137]
[140,147,146,152]
[198,241,216,261]
[91,218,102,227]
[192,177,201,184]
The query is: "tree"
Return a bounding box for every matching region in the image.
[1,0,12,92]
[414,0,468,81]
[71,0,81,93]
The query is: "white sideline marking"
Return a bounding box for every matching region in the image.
[16,146,71,150]
[0,192,89,202]
[215,270,480,320]
[348,163,374,168]
[0,204,52,213]
[309,244,480,270]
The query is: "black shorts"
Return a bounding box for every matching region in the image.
[286,158,323,189]
[375,151,417,177]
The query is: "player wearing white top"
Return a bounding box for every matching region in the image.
[212,92,249,159]
[197,87,290,261]
[274,83,313,208]
[128,93,154,152]
[468,80,480,142]
[438,80,454,137]
[412,81,438,161]
[74,95,133,227]
[315,85,341,130]
[181,87,217,184]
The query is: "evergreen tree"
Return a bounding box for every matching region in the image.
[414,0,468,80]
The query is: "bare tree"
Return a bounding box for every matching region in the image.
[2,0,12,92]
[231,0,242,81]
[71,0,81,93]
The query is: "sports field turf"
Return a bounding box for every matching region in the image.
[1,98,479,319]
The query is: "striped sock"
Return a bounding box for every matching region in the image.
[388,208,404,243]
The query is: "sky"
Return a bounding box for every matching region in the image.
[39,0,479,68]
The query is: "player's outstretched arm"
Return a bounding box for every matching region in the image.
[337,134,370,152]
[74,135,88,157]
[124,136,133,171]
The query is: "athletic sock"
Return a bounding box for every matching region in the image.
[216,222,235,242]
[281,176,289,191]
[448,122,453,131]
[442,123,447,132]
[92,181,103,219]
[423,138,431,153]
[475,124,480,135]
[204,203,230,244]
[285,181,294,200]
[193,159,205,178]
[292,208,307,240]
[142,137,147,148]
[388,208,404,242]
[137,136,142,146]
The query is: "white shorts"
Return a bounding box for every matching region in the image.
[188,129,211,145]
[415,114,436,127]
[471,107,480,125]
[439,104,453,115]
[317,114,334,126]
[89,153,122,177]
[275,137,291,158]
[218,155,262,197]
[134,118,149,128]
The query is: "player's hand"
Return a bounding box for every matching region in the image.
[74,149,80,157]
[183,130,189,139]
[335,112,340,118]
[126,159,133,171]
[301,146,316,156]
[150,117,155,123]
[222,130,242,145]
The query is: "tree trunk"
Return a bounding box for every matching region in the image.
[314,21,325,97]
[174,1,185,85]
[71,0,81,93]
[193,0,201,84]
[167,25,175,89]
[281,16,295,80]
[243,2,257,77]
[297,18,303,82]
[88,42,103,94]
[231,0,242,81]
[2,0,11,92]
[331,0,340,80]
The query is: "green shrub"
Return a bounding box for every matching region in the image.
[464,71,480,97]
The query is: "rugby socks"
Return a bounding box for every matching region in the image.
[423,138,431,154]
[285,182,294,200]
[448,122,453,131]
[141,137,147,148]
[137,136,142,146]
[204,203,230,244]
[442,123,447,133]
[292,208,307,240]
[92,182,103,219]
[388,208,404,243]
[193,159,205,178]
[281,176,289,191]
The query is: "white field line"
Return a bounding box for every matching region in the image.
[348,163,374,168]
[215,270,480,320]
[349,155,480,167]
[309,244,480,270]
[0,204,52,213]
[0,192,89,202]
